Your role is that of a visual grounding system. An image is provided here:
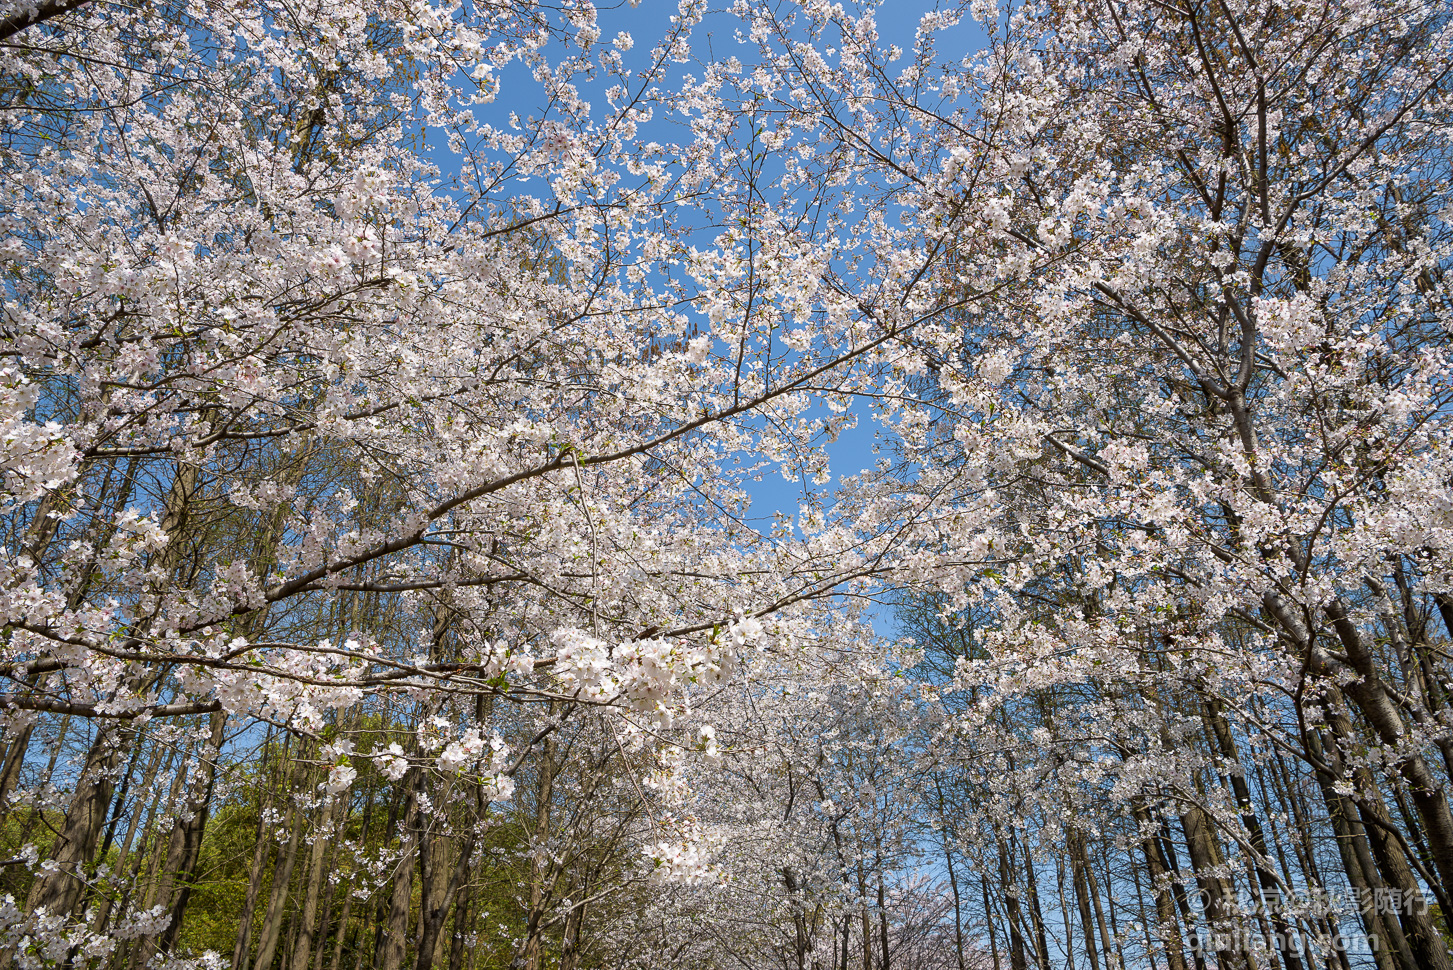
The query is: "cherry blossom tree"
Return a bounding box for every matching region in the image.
[828,0,1453,966]
[0,0,989,960]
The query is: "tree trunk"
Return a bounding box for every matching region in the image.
[995,832,1029,970]
[1131,802,1189,970]
[522,704,558,970]
[876,853,891,970]
[1018,833,1052,970]
[1069,831,1098,970]
[1178,798,1248,970]
[1202,696,1305,970]
[1306,724,1412,970]
[1327,601,1453,901]
[377,769,422,970]
[1074,831,1118,970]
[0,722,33,810]
[254,760,310,970]
[981,874,1003,970]
[25,724,128,918]
[291,795,342,970]
[149,709,229,955]
[448,884,473,970]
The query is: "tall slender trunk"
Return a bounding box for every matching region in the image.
[1327,602,1453,900]
[145,709,229,956]
[291,794,342,970]
[234,803,278,970]
[1069,831,1098,970]
[1018,833,1052,970]
[1075,831,1118,970]
[377,768,422,970]
[1130,802,1189,970]
[1264,737,1348,970]
[328,886,356,970]
[876,851,891,970]
[858,861,874,970]
[415,812,477,970]
[254,759,310,970]
[992,830,1029,970]
[0,722,33,810]
[448,883,473,970]
[943,827,967,970]
[25,724,129,917]
[312,847,338,970]
[331,784,374,970]
[522,703,558,970]
[1202,695,1304,970]
[981,874,1003,970]
[1154,813,1209,970]
[89,735,160,939]
[1305,724,1412,970]
[1177,797,1249,970]
[1129,851,1163,970]
[1322,713,1451,970]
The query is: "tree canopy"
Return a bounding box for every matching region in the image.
[1,0,1451,967]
